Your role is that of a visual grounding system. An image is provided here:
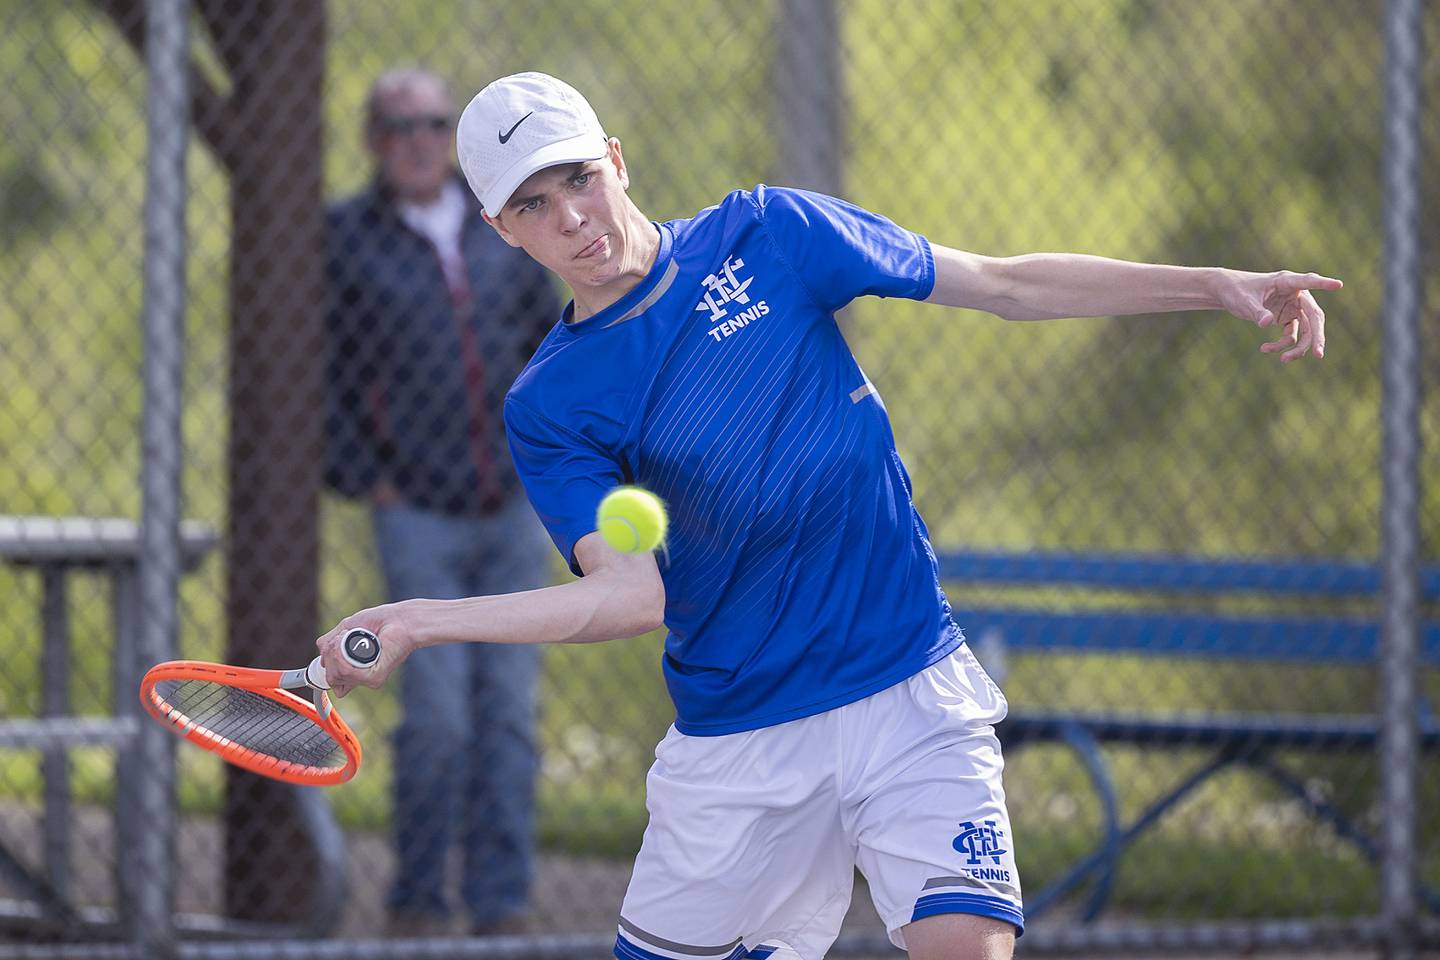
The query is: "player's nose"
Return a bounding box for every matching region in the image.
[556,196,586,234]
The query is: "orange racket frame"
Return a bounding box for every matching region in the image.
[138,629,380,786]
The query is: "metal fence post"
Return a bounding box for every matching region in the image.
[1379,0,1423,958]
[39,567,71,905]
[776,0,844,198]
[137,0,190,956]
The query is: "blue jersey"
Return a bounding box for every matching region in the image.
[505,185,963,735]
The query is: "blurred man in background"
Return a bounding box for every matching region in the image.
[322,67,559,936]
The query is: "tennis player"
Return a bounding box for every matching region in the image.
[317,72,1340,960]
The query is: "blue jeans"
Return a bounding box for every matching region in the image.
[374,497,554,925]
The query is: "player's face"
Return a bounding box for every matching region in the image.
[486,139,643,292]
[367,80,455,204]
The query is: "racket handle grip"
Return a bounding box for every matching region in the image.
[305,628,382,690]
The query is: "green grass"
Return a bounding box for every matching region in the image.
[1016,829,1385,920]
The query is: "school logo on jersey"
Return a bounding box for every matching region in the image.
[953,820,1007,866]
[696,255,770,341]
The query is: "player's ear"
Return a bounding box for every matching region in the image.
[483,211,523,248]
[608,137,629,190]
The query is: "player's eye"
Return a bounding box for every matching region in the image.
[572,172,592,188]
[521,197,543,213]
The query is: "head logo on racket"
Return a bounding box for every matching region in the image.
[345,629,380,666]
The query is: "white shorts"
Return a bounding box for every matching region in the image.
[614,644,1022,960]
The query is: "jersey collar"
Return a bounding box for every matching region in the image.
[561,222,674,333]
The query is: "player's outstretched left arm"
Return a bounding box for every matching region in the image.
[925,244,1342,363]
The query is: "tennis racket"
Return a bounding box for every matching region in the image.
[138,627,381,786]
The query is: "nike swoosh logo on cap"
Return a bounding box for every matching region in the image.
[498,111,534,144]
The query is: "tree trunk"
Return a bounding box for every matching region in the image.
[218,0,328,924]
[93,0,331,925]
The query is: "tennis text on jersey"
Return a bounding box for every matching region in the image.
[696,254,770,341]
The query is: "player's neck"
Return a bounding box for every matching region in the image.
[570,211,661,323]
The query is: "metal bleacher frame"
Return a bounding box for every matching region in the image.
[0,515,346,942]
[938,549,1440,924]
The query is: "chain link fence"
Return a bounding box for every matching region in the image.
[0,0,1436,957]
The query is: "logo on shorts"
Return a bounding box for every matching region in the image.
[953,820,1007,865]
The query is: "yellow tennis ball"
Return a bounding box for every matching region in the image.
[597,486,668,554]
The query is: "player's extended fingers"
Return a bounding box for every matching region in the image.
[1258,325,1296,354]
[1296,293,1324,359]
[1278,295,1319,362]
[1259,298,1302,354]
[1276,271,1344,295]
[1279,295,1316,362]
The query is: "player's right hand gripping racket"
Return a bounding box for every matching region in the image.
[138,628,381,786]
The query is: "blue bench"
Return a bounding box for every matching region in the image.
[936,550,1440,923]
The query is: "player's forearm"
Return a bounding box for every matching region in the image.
[930,246,1231,322]
[994,255,1232,321]
[402,568,665,650]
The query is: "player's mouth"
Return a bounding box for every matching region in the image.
[576,234,610,260]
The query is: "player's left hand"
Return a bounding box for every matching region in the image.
[1217,270,1343,363]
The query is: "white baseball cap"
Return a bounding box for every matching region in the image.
[456,72,609,217]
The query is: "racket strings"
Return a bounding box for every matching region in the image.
[152,678,346,770]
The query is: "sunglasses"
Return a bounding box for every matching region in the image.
[375,114,452,137]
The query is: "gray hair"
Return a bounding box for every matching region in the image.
[364,68,453,130]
